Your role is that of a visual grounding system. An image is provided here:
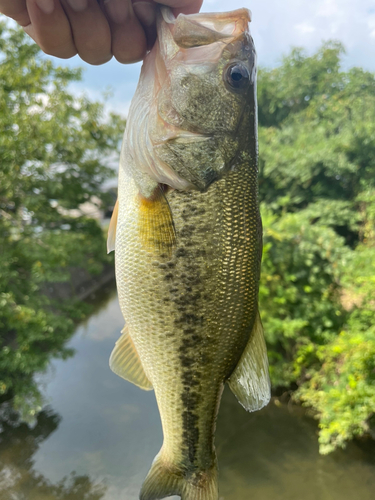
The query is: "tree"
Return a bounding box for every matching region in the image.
[0,22,125,421]
[257,42,375,453]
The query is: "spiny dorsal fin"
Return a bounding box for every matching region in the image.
[107,199,119,254]
[228,312,271,412]
[109,325,153,391]
[138,185,176,259]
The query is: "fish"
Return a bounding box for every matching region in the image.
[107,6,271,500]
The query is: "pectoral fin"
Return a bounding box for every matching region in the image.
[138,185,176,258]
[107,199,119,254]
[228,312,271,411]
[110,325,153,391]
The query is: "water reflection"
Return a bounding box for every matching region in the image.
[1,291,374,500]
[216,390,375,500]
[0,402,106,500]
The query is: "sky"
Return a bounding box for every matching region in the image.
[57,0,375,118]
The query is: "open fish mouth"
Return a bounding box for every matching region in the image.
[161,7,252,48]
[157,7,253,70]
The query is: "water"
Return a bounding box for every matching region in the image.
[1,286,374,500]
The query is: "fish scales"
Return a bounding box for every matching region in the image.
[116,158,258,458]
[109,7,270,500]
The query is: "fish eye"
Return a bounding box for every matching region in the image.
[224,63,251,93]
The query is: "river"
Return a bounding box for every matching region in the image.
[1,284,374,500]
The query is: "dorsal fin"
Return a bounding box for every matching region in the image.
[109,325,153,391]
[107,199,119,254]
[228,312,271,411]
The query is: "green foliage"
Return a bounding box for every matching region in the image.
[296,327,375,455]
[295,201,375,454]
[259,207,348,387]
[258,41,346,128]
[0,22,125,421]
[258,42,375,453]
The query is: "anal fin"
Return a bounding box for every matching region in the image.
[228,312,271,412]
[109,325,153,391]
[107,199,119,254]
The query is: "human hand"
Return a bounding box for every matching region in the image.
[0,0,202,64]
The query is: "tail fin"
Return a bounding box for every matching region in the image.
[139,452,218,500]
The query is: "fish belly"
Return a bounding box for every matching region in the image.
[115,160,260,472]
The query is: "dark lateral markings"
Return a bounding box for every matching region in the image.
[173,241,208,469]
[161,191,215,470]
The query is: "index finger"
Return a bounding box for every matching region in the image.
[0,0,30,26]
[156,0,203,16]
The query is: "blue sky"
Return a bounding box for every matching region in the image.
[49,0,375,116]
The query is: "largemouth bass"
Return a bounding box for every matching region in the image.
[107,7,271,500]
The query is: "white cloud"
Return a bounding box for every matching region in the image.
[316,0,340,18]
[369,15,375,38]
[294,23,316,35]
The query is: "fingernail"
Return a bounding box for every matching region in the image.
[35,0,55,15]
[133,1,157,28]
[104,0,129,24]
[66,0,88,12]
